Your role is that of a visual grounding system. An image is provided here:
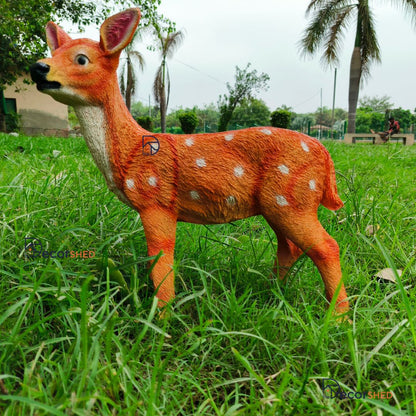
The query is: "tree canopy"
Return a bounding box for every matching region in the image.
[229,98,270,128]
[358,95,394,113]
[217,63,270,132]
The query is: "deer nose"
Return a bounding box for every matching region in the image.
[30,62,50,83]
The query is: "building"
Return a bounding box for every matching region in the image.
[3,76,69,137]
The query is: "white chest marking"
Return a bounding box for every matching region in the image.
[75,106,129,204]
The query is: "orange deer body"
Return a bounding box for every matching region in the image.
[31,8,349,313]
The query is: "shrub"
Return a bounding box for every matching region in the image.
[270,109,291,129]
[6,111,21,132]
[136,116,153,132]
[178,111,198,134]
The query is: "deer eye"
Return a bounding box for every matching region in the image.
[75,54,89,66]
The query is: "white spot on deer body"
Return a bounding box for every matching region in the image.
[278,165,289,175]
[225,134,234,141]
[126,178,135,189]
[234,166,244,177]
[301,141,310,152]
[190,190,200,200]
[196,158,206,168]
[276,195,289,206]
[309,179,316,191]
[148,176,157,187]
[261,128,272,135]
[226,195,236,206]
[185,138,194,147]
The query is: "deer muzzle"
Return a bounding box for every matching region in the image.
[30,62,61,91]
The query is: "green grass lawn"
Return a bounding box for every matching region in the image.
[0,133,415,415]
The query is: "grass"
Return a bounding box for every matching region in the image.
[0,133,415,415]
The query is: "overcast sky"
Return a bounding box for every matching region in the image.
[77,0,416,114]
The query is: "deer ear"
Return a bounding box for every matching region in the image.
[100,8,141,55]
[46,22,72,54]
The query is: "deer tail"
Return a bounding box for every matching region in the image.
[321,151,343,211]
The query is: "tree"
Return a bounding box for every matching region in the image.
[229,98,270,128]
[271,109,291,129]
[178,111,198,134]
[120,32,145,112]
[217,63,270,132]
[389,108,416,131]
[355,107,385,132]
[194,103,220,132]
[131,101,155,118]
[291,113,316,132]
[300,0,416,133]
[153,26,184,133]
[334,108,348,121]
[359,95,394,113]
[314,106,333,127]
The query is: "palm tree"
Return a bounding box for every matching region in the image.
[153,26,184,133]
[119,33,145,112]
[300,0,416,133]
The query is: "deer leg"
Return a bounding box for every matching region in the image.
[265,216,348,314]
[308,236,348,313]
[140,208,177,307]
[275,233,303,280]
[266,219,303,278]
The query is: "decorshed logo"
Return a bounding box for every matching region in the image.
[142,135,160,156]
[321,378,393,400]
[24,237,95,260]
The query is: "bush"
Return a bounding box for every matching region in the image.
[6,111,21,132]
[178,111,198,134]
[136,116,153,132]
[270,109,291,128]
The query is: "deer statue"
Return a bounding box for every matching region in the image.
[30,8,349,315]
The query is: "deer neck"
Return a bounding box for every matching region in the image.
[74,83,149,203]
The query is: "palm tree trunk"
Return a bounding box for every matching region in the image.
[347,14,363,134]
[160,60,167,133]
[160,86,167,133]
[348,46,361,133]
[160,107,166,133]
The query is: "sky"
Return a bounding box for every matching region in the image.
[72,0,416,114]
